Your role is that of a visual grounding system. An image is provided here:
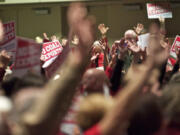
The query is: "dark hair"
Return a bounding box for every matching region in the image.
[1,73,46,97]
[160,83,180,129]
[1,77,20,97]
[14,73,46,91]
[128,94,162,135]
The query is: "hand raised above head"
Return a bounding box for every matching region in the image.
[147,33,169,67]
[43,32,49,40]
[134,23,144,35]
[67,3,95,64]
[98,23,109,35]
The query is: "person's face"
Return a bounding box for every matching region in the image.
[51,35,57,41]
[92,46,101,54]
[125,34,137,43]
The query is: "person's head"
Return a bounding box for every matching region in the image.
[51,35,57,41]
[0,96,12,135]
[128,94,162,135]
[1,77,20,97]
[81,68,110,94]
[14,73,46,93]
[12,87,42,115]
[35,36,43,44]
[160,83,180,130]
[76,94,113,131]
[168,72,180,84]
[92,44,102,54]
[1,73,45,97]
[149,20,161,34]
[6,87,42,135]
[124,30,138,43]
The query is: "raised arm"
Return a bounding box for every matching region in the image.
[21,3,95,135]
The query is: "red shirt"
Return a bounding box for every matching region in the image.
[84,124,102,135]
[105,66,113,79]
[43,39,50,43]
[98,53,104,67]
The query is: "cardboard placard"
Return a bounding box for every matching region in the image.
[45,45,70,79]
[137,33,150,49]
[0,21,17,60]
[147,3,172,19]
[171,36,180,52]
[167,36,180,69]
[41,40,63,62]
[13,37,41,77]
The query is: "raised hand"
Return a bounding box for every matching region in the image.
[91,53,99,61]
[147,34,169,67]
[98,23,109,35]
[0,50,11,68]
[134,23,144,35]
[68,3,95,57]
[43,33,49,40]
[127,40,141,53]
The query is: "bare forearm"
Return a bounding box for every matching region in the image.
[22,54,89,135]
[100,63,153,135]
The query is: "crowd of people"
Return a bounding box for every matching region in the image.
[0,2,179,135]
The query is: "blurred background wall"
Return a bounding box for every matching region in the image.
[0,0,179,44]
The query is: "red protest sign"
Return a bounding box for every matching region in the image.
[13,37,41,77]
[45,45,70,79]
[41,41,63,62]
[171,36,180,52]
[147,3,172,19]
[167,36,180,70]
[0,21,17,60]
